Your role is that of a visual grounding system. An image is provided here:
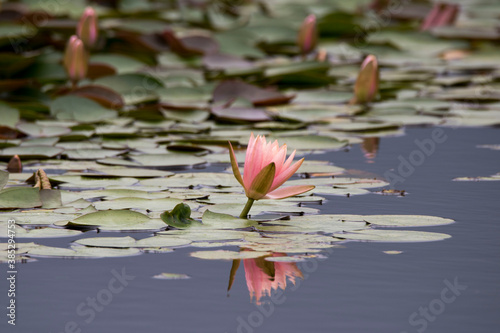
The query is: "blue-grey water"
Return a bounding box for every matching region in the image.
[1,127,499,333]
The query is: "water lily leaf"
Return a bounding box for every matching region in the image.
[152,273,191,280]
[211,106,272,123]
[158,86,212,109]
[135,236,192,248]
[0,187,42,208]
[141,173,239,188]
[40,189,62,209]
[74,236,137,248]
[5,211,77,226]
[129,154,207,168]
[157,229,254,242]
[453,173,500,181]
[200,202,319,216]
[213,80,294,106]
[27,245,141,259]
[0,146,64,159]
[68,85,125,109]
[264,256,306,263]
[94,197,190,212]
[76,189,167,200]
[334,229,451,242]
[383,251,403,255]
[0,224,81,238]
[95,73,163,105]
[85,167,173,178]
[202,210,258,229]
[268,135,348,151]
[273,105,361,122]
[50,96,118,123]
[190,250,271,260]
[163,31,219,56]
[363,215,454,227]
[160,203,202,229]
[264,61,331,84]
[90,54,147,74]
[75,235,190,249]
[49,175,139,189]
[63,149,126,160]
[161,109,209,123]
[0,170,8,190]
[261,214,366,234]
[0,102,20,128]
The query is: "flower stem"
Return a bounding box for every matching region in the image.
[239,198,255,219]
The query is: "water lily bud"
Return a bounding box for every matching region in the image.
[63,35,88,83]
[77,7,98,48]
[353,54,379,104]
[297,14,317,55]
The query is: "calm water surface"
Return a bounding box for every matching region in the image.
[1,127,499,333]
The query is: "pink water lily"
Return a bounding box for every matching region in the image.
[229,134,315,217]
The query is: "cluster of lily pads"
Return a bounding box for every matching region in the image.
[0,156,454,263]
[4,0,500,265]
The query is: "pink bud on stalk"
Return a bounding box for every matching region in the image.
[77,7,98,48]
[352,54,379,104]
[63,35,88,84]
[229,134,315,218]
[297,14,317,55]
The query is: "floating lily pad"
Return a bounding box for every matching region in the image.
[0,187,42,209]
[152,273,191,280]
[333,229,451,243]
[27,245,142,259]
[190,250,271,260]
[0,223,81,238]
[67,210,152,229]
[363,215,454,227]
[51,96,118,123]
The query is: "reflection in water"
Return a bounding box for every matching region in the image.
[228,253,303,305]
[361,137,380,163]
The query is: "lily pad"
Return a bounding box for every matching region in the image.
[190,250,271,260]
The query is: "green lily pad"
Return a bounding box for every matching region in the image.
[160,203,201,229]
[152,273,191,280]
[0,146,64,159]
[0,223,81,238]
[363,215,455,227]
[27,245,142,259]
[0,187,42,209]
[51,96,118,123]
[67,210,152,229]
[190,250,271,260]
[333,229,451,243]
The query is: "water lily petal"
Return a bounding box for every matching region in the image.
[270,158,305,192]
[228,141,243,186]
[265,185,315,200]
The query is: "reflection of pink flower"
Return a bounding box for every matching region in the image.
[63,35,88,83]
[77,7,99,48]
[229,134,314,201]
[243,254,303,305]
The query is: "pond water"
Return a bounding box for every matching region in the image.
[1,126,498,333]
